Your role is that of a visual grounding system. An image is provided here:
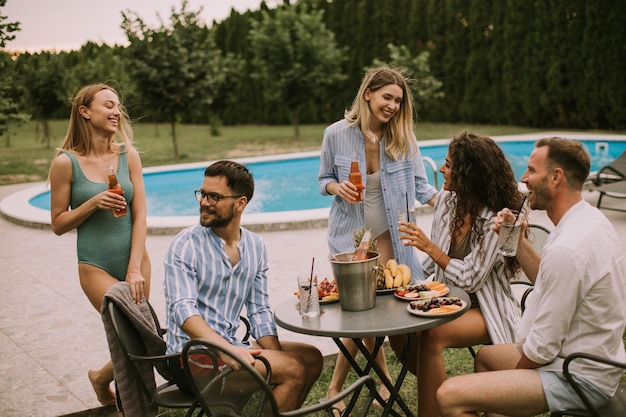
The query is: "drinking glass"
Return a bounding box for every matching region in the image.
[297,274,320,318]
[397,195,416,224]
[497,210,523,256]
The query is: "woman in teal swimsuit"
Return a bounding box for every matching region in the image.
[49,83,151,406]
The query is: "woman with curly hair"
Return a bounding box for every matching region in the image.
[389,132,524,417]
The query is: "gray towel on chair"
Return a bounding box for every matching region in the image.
[101,282,170,417]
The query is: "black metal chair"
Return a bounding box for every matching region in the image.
[551,352,626,417]
[106,300,203,417]
[182,338,377,417]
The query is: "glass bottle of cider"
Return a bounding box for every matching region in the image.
[352,228,372,261]
[349,159,364,203]
[106,164,127,217]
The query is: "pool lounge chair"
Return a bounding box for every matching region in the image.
[591,150,626,186]
[589,151,626,212]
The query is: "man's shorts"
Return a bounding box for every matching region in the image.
[539,370,610,412]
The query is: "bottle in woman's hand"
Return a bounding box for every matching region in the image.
[349,160,365,202]
[106,164,127,217]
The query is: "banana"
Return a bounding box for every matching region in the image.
[393,271,403,288]
[386,259,399,276]
[398,264,411,286]
[384,268,394,289]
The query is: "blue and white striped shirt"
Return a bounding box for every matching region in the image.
[318,119,438,280]
[425,190,521,344]
[164,224,276,354]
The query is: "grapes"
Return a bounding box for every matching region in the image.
[409,296,462,312]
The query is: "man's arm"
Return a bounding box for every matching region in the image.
[255,335,282,351]
[183,315,260,365]
[514,223,542,283]
[492,214,542,283]
[516,352,543,369]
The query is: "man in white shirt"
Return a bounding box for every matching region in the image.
[436,137,626,416]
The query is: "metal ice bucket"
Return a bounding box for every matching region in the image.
[329,251,380,311]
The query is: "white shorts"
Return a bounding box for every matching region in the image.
[539,370,610,412]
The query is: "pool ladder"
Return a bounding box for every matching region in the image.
[422,156,439,190]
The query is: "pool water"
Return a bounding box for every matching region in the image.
[29,139,626,216]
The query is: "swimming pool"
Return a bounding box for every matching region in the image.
[4,132,626,232]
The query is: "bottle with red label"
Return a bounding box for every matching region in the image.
[106,164,128,217]
[349,159,365,203]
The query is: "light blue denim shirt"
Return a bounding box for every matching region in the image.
[318,119,438,280]
[164,224,276,354]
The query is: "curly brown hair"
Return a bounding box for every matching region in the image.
[445,132,525,278]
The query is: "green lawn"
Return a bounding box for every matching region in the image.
[1,121,545,185]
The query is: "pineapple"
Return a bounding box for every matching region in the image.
[373,261,387,290]
[353,227,378,252]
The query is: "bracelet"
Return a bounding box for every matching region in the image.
[433,251,445,264]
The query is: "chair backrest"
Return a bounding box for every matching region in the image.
[182,339,276,417]
[551,352,626,417]
[107,300,162,401]
[527,223,551,255]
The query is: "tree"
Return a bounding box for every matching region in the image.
[0,0,19,48]
[249,4,346,137]
[0,51,30,146]
[121,0,242,159]
[371,44,444,117]
[0,0,28,145]
[17,52,69,148]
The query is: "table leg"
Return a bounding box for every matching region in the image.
[331,336,415,417]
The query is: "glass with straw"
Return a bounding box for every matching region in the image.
[297,257,320,317]
[497,196,527,257]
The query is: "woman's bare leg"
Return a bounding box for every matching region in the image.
[79,251,151,406]
[326,338,360,416]
[417,308,490,417]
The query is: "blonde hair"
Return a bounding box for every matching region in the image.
[345,65,416,160]
[58,83,133,155]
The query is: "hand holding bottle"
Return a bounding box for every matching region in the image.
[106,164,128,217]
[349,160,365,202]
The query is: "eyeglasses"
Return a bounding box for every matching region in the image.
[194,190,244,205]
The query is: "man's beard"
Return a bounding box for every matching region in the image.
[200,207,234,228]
[528,182,548,211]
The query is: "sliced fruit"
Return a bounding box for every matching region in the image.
[403,291,420,298]
[322,293,339,301]
[430,284,448,293]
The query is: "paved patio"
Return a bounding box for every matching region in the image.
[1,182,624,417]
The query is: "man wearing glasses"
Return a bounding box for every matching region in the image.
[163,160,323,412]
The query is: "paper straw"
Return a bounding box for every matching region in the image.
[514,195,527,223]
[405,193,409,222]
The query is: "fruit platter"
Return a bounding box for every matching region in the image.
[407,296,466,317]
[294,277,339,304]
[393,281,450,300]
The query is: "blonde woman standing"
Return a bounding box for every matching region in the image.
[49,83,150,406]
[318,65,437,414]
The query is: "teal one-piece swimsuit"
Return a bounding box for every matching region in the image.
[65,148,134,281]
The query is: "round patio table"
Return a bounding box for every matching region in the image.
[274,285,470,417]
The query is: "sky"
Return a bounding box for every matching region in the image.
[3,0,276,52]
